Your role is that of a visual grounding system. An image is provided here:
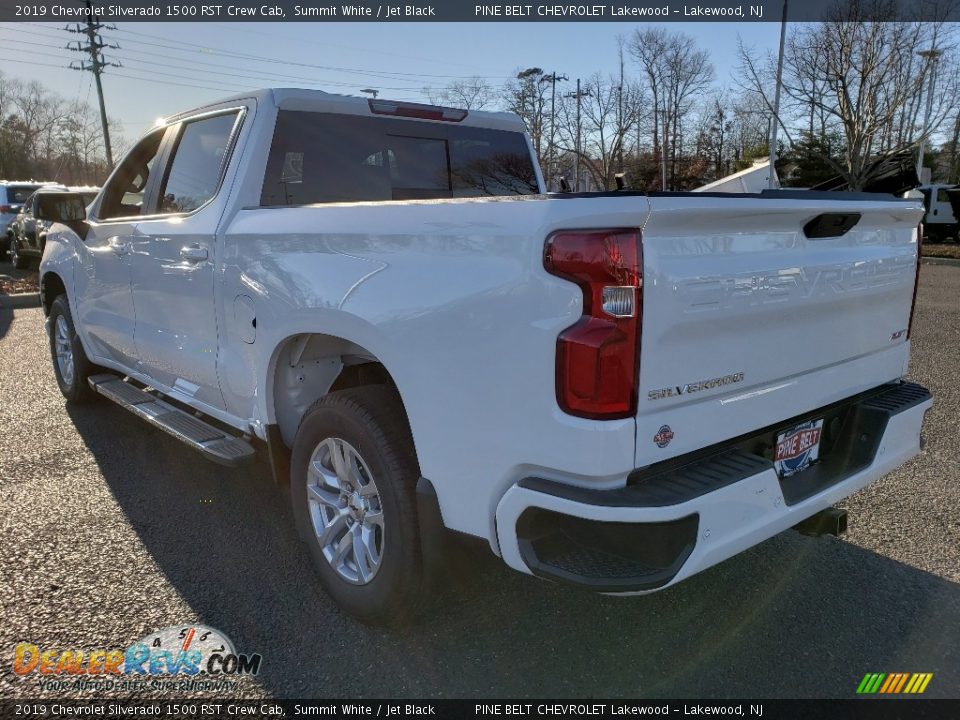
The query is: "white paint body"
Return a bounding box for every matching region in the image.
[41,89,930,589]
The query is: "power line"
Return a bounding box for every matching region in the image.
[65,1,119,165]
[24,20,493,81]
[0,32,434,92]
[210,23,505,76]
[109,26,517,81]
[0,47,245,97]
[109,51,434,92]
[7,25,453,94]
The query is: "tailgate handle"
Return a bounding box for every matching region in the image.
[803,213,861,239]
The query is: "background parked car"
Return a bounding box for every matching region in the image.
[1,181,53,255]
[917,183,960,242]
[8,187,98,269]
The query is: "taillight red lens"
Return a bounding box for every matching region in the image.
[907,225,922,339]
[0,205,11,213]
[544,228,643,420]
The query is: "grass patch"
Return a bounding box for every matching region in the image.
[922,242,960,259]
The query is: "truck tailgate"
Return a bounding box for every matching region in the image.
[636,194,923,466]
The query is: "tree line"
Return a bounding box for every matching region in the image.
[432,2,960,191]
[0,71,126,187]
[4,0,959,192]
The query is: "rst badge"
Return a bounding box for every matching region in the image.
[774,419,824,478]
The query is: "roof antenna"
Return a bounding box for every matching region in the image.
[558,176,572,193]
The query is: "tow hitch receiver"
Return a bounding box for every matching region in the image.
[794,507,848,537]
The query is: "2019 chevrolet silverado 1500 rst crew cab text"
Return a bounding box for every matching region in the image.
[39,89,932,623]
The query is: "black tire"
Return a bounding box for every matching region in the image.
[48,295,99,403]
[10,238,29,269]
[290,385,424,624]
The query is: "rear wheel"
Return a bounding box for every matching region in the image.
[48,295,98,403]
[290,385,423,624]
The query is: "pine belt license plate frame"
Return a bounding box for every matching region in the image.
[774,419,824,479]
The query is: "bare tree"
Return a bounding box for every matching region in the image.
[629,28,713,189]
[554,74,645,190]
[0,71,121,184]
[738,0,958,188]
[424,77,496,110]
[501,68,551,167]
[628,28,669,172]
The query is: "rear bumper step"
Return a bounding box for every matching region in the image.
[88,374,256,467]
[496,381,931,593]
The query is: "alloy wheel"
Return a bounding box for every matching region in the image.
[305,437,385,585]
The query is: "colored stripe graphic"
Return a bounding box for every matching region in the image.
[893,673,909,693]
[857,673,932,694]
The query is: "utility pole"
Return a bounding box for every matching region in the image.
[565,79,591,192]
[66,0,120,167]
[617,42,626,176]
[917,48,943,185]
[539,72,567,191]
[768,0,788,189]
[661,109,668,191]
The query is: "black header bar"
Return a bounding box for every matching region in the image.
[4,699,960,719]
[2,0,959,22]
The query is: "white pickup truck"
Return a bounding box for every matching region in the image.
[40,88,932,623]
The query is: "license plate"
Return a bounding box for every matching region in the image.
[774,419,824,478]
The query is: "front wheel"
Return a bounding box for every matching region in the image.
[10,239,29,269]
[48,295,98,403]
[290,386,424,624]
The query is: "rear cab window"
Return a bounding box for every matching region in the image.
[260,111,538,206]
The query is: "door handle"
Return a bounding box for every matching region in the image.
[180,244,209,263]
[107,237,130,256]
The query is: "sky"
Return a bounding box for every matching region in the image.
[0,21,779,142]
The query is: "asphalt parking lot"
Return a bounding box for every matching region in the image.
[1,263,958,700]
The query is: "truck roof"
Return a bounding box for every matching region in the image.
[162,87,527,134]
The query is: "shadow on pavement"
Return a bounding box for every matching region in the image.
[0,307,11,341]
[67,401,960,699]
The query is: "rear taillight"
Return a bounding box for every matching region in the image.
[907,225,922,339]
[544,228,643,420]
[0,205,10,214]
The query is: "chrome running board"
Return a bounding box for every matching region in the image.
[88,374,256,467]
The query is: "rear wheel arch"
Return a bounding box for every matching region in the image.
[268,333,413,452]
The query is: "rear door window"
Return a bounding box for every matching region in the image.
[260,111,538,206]
[158,111,240,214]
